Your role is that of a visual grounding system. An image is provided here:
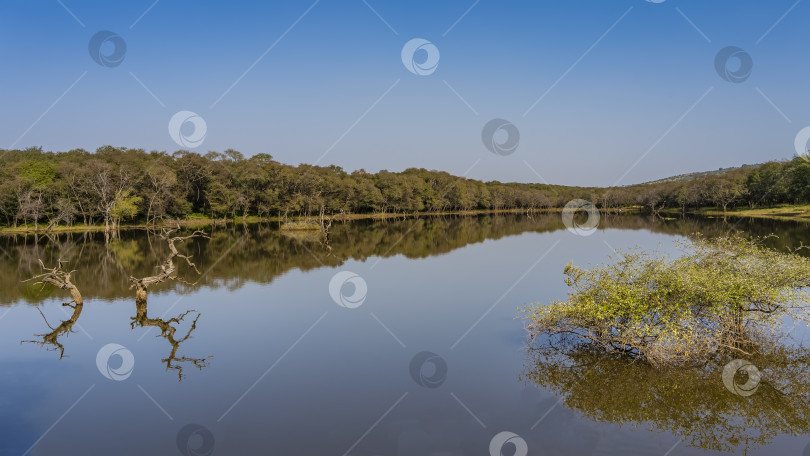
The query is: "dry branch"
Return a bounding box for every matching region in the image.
[129,226,209,302]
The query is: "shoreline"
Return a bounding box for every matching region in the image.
[4,204,809,236]
[0,208,571,235]
[662,205,810,223]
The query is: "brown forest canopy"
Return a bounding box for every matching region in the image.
[1,146,809,227]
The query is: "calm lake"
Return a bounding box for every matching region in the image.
[2,214,809,455]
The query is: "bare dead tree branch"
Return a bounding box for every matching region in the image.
[128,226,210,301]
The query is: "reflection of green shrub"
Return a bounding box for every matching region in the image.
[526,235,810,366]
[19,280,58,302]
[108,240,142,270]
[522,342,810,453]
[279,220,321,231]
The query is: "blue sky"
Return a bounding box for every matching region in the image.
[1,0,808,186]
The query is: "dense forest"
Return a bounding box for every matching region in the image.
[1,146,809,230]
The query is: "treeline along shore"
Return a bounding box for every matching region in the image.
[2,146,809,232]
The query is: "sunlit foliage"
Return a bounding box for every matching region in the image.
[525,236,810,366]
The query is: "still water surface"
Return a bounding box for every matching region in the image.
[1,214,809,455]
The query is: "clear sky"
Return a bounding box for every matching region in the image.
[1,0,808,186]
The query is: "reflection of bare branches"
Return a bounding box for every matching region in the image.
[129,226,211,381]
[130,299,211,381]
[321,215,333,255]
[22,259,84,358]
[23,303,83,359]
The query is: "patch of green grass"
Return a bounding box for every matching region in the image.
[279,220,322,231]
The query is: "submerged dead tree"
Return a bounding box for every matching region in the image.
[23,259,84,358]
[129,226,211,380]
[28,259,83,306]
[128,226,209,304]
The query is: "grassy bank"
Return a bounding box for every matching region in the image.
[663,205,810,222]
[0,208,598,235]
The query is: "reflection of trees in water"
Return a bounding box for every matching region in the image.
[5,214,810,306]
[8,214,808,305]
[13,214,810,369]
[522,341,810,453]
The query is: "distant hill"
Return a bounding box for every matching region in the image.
[641,164,760,185]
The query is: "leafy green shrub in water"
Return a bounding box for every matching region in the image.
[525,235,810,366]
